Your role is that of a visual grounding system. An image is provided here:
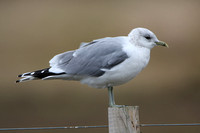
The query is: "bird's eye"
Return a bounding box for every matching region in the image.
[144,35,151,40]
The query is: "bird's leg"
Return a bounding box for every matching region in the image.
[107,86,126,107]
[108,86,115,107]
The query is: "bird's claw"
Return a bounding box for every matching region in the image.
[109,104,127,108]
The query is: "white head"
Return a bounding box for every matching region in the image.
[128,28,168,49]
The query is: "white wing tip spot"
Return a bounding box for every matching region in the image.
[41,70,45,73]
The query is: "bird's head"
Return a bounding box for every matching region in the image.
[128,28,168,49]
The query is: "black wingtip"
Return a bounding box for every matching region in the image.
[16,80,20,83]
[18,74,22,77]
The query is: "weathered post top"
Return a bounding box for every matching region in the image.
[108,106,140,133]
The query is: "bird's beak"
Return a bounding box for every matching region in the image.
[155,41,169,48]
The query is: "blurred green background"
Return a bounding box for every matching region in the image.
[0,0,200,133]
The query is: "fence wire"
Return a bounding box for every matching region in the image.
[140,123,200,127]
[1,123,200,131]
[0,125,108,131]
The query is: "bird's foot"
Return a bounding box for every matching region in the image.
[109,104,127,108]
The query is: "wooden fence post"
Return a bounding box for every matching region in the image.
[108,106,140,133]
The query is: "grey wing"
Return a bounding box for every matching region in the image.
[79,37,111,48]
[49,50,74,67]
[53,37,128,77]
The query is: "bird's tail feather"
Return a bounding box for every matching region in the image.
[16,68,65,83]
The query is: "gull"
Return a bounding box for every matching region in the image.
[16,28,168,107]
